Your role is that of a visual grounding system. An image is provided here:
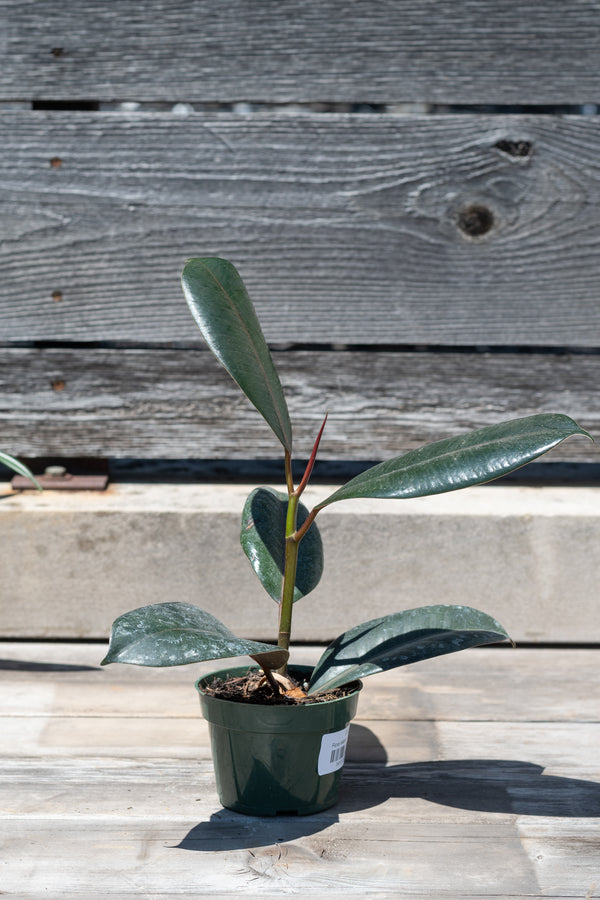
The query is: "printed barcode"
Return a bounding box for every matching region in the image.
[330,744,346,764]
[318,725,350,775]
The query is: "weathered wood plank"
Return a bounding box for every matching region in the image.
[2,0,600,104]
[0,813,542,898]
[0,643,598,897]
[4,711,599,767]
[0,346,597,460]
[3,111,600,346]
[1,646,598,724]
[4,757,599,820]
[518,820,600,898]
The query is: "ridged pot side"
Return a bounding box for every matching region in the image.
[196,665,362,816]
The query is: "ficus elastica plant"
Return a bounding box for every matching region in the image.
[102,258,591,697]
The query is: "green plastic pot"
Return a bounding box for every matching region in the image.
[196,665,362,816]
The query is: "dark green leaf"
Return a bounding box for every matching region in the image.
[182,257,292,452]
[308,605,512,693]
[101,602,288,670]
[0,451,42,490]
[316,415,590,509]
[240,487,324,602]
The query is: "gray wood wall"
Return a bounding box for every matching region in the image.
[1,1,599,465]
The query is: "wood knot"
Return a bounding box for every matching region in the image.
[457,204,494,238]
[495,138,533,158]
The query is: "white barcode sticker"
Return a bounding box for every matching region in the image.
[317,725,350,775]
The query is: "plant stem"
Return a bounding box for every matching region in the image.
[262,665,283,696]
[278,418,327,672]
[294,506,319,543]
[277,536,299,657]
[277,494,299,667]
[284,448,294,495]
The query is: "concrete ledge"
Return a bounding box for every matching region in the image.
[0,482,598,643]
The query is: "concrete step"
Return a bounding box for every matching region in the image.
[0,482,597,642]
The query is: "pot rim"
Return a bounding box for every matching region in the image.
[195,663,362,708]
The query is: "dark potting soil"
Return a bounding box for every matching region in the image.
[202,670,359,706]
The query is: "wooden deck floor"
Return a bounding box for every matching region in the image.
[1,642,598,898]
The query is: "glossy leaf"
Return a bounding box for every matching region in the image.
[240,487,324,602]
[101,602,289,670]
[316,414,590,509]
[308,605,512,694]
[182,257,292,452]
[0,452,42,490]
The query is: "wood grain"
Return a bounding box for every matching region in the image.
[1,644,598,723]
[2,0,600,104]
[0,642,598,896]
[3,111,600,346]
[0,346,596,459]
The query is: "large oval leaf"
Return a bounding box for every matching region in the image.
[316,414,590,509]
[101,601,288,670]
[182,257,292,452]
[240,487,324,602]
[308,605,511,694]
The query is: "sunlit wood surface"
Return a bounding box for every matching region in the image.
[1,642,598,897]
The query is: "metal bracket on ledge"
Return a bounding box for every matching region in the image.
[11,466,109,491]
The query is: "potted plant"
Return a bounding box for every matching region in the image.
[102,257,590,816]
